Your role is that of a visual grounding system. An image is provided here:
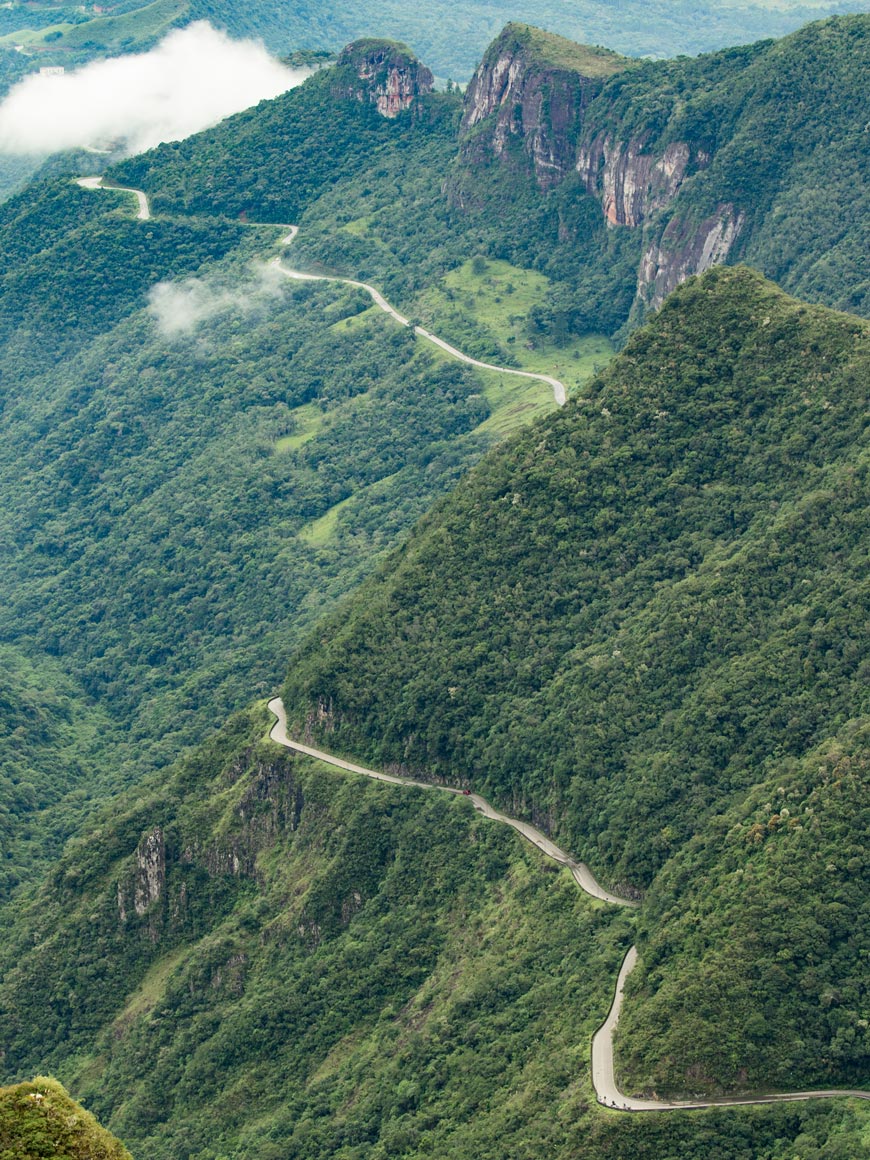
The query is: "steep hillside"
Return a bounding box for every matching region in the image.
[452,16,870,328]
[618,724,870,1093]
[0,645,114,896]
[110,44,447,223]
[0,14,868,1155]
[0,705,633,1159]
[0,77,584,890]
[0,703,865,1159]
[282,266,870,1093]
[126,16,870,343]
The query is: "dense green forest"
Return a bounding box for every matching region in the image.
[0,645,114,894]
[0,162,571,893]
[0,13,868,1159]
[111,15,870,344]
[282,267,870,1094]
[0,704,866,1159]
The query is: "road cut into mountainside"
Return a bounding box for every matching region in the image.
[268,697,625,904]
[74,177,566,405]
[70,174,868,1112]
[272,256,567,406]
[76,175,150,220]
[267,698,870,1113]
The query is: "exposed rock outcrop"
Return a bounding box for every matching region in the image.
[459,23,628,189]
[133,827,165,917]
[637,204,746,312]
[336,38,433,118]
[180,757,305,879]
[455,24,750,312]
[576,136,701,226]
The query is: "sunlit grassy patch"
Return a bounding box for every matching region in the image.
[275,402,325,452]
[416,257,614,395]
[298,494,353,546]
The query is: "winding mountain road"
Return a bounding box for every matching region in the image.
[76,178,566,405]
[268,698,622,903]
[76,175,150,221]
[268,698,870,1114]
[271,255,567,406]
[71,173,867,1113]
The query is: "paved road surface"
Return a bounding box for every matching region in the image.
[268,698,870,1113]
[272,245,567,406]
[76,176,150,220]
[268,697,621,904]
[67,174,870,1113]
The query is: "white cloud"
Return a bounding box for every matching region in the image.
[0,22,308,155]
[148,263,286,337]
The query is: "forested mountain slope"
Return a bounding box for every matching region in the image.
[0,59,584,893]
[0,703,866,1159]
[0,15,868,1159]
[0,645,114,895]
[282,266,870,1095]
[0,705,631,1159]
[113,16,870,343]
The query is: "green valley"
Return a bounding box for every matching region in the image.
[0,13,867,1160]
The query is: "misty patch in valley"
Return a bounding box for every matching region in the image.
[148,263,288,338]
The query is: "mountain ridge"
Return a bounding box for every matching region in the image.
[281,265,870,1094]
[0,14,867,1159]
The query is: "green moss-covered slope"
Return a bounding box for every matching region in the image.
[0,1076,131,1160]
[0,705,633,1158]
[281,266,870,1092]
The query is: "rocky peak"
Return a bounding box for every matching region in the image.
[459,24,629,189]
[336,38,433,118]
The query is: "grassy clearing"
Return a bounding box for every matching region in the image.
[298,495,353,547]
[473,369,556,437]
[340,215,375,237]
[3,0,187,49]
[111,946,189,1033]
[516,23,630,76]
[415,257,614,396]
[0,21,73,45]
[59,0,186,49]
[274,402,325,452]
[330,304,382,333]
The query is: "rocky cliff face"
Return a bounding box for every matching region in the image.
[456,25,753,317]
[133,826,165,917]
[115,755,304,939]
[576,136,702,226]
[637,204,746,311]
[459,24,626,189]
[336,38,433,118]
[461,52,599,188]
